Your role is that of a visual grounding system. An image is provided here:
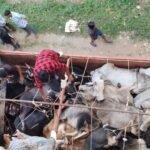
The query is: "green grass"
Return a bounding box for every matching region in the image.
[0,0,150,39]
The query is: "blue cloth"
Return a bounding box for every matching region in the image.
[88,27,104,40]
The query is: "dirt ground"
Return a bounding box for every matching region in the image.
[0,31,150,58]
[2,0,150,58]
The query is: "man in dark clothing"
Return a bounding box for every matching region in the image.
[0,27,21,50]
[34,49,73,100]
[87,21,112,47]
[0,64,25,100]
[0,64,24,83]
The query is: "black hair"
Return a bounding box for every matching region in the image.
[4,10,11,16]
[56,52,60,57]
[0,130,5,147]
[87,21,95,29]
[37,70,49,83]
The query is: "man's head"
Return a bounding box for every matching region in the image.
[38,70,50,83]
[0,130,11,147]
[87,20,95,29]
[4,10,12,17]
[0,68,7,78]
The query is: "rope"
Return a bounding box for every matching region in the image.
[1,98,150,116]
[125,59,130,108]
[90,98,96,150]
[73,57,89,103]
[122,127,127,150]
[138,110,141,150]
[122,119,134,150]
[16,109,36,129]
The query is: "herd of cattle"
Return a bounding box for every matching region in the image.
[1,62,150,150]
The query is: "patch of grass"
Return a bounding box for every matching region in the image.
[0,0,150,39]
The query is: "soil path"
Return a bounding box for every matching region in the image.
[0,32,150,57]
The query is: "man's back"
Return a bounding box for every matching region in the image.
[10,11,27,28]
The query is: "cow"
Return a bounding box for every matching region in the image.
[78,78,133,105]
[83,125,138,150]
[43,100,100,149]
[134,88,150,109]
[43,119,77,149]
[13,90,54,136]
[13,70,61,135]
[77,79,140,133]
[139,67,150,77]
[77,81,150,148]
[59,104,100,138]
[91,63,150,94]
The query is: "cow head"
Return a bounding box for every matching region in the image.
[78,78,105,102]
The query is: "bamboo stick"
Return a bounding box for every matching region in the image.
[52,58,71,132]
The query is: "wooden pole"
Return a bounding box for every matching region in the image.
[52,58,70,132]
[0,82,6,132]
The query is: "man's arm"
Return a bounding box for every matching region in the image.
[34,76,48,101]
[39,88,49,101]
[65,66,74,81]
[50,62,73,81]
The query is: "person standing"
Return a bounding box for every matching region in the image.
[33,49,73,100]
[0,27,21,50]
[87,20,112,47]
[4,10,37,38]
[0,15,16,33]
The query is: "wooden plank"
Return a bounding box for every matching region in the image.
[52,58,71,132]
[1,50,150,71]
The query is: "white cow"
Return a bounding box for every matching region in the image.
[134,88,150,109]
[139,68,150,77]
[91,63,150,94]
[128,139,150,150]
[79,78,133,105]
[85,98,140,134]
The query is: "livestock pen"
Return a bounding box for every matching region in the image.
[0,50,150,150]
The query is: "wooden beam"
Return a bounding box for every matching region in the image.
[1,50,150,71]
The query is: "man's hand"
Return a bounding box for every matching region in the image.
[40,88,50,101]
[42,94,50,101]
[61,74,74,88]
[68,74,74,81]
[14,130,25,139]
